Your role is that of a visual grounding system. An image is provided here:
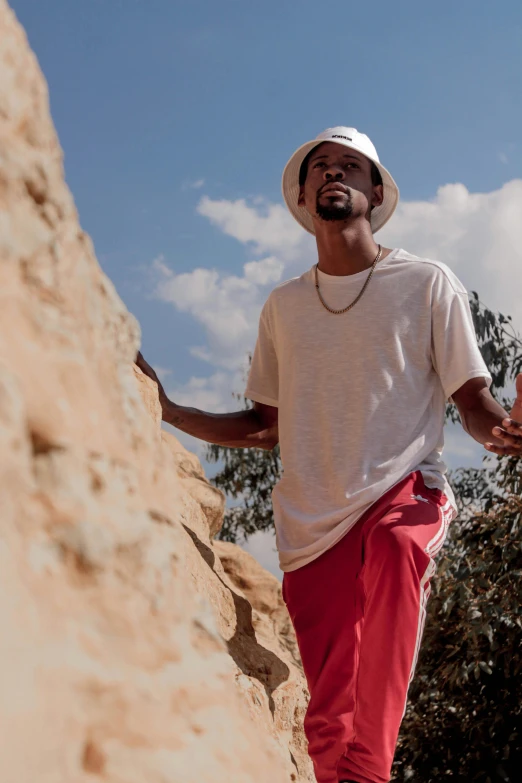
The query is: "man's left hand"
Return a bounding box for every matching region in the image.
[486,373,522,456]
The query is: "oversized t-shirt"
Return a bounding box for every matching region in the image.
[245,248,492,573]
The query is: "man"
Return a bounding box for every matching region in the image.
[137,126,522,783]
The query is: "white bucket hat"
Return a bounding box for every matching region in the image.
[281,126,399,235]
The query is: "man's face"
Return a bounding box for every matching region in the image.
[298,141,383,226]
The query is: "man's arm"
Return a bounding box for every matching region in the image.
[136,352,278,450]
[452,378,522,455]
[163,399,278,450]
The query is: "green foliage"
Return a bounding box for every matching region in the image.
[206,437,281,542]
[393,492,522,781]
[393,294,522,781]
[446,291,522,427]
[206,390,283,544]
[206,293,522,780]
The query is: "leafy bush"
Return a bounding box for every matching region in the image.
[393,480,521,781]
[392,294,522,783]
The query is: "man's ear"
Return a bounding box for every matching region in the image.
[371,184,384,208]
[297,185,306,207]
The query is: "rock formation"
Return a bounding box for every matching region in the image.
[0,2,313,780]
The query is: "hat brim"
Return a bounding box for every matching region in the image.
[281,138,399,235]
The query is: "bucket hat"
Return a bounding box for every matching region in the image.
[281,126,399,234]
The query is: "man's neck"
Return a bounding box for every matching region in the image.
[315,224,391,277]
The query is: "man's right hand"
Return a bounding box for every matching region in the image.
[135,351,169,408]
[134,350,277,450]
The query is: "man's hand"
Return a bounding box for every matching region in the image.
[134,350,278,449]
[485,372,522,457]
[135,351,168,408]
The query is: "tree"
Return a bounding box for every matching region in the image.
[393,489,521,782]
[206,386,282,543]
[393,294,522,782]
[206,291,522,781]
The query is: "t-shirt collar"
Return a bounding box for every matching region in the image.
[314,248,400,284]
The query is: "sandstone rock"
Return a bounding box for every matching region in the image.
[160,423,226,539]
[214,541,311,771]
[0,2,313,782]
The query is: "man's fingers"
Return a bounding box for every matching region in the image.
[135,351,158,382]
[502,417,522,434]
[488,421,522,455]
[492,427,522,447]
[485,442,522,456]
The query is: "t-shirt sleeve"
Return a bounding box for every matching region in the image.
[244,298,279,407]
[431,275,492,403]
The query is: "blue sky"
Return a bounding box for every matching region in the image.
[11,0,522,574]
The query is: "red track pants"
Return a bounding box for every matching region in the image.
[282,470,455,783]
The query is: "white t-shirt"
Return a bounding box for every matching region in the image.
[245,248,492,573]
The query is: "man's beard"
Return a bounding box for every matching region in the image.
[315,189,353,222]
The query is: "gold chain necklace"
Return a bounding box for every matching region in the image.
[314,245,382,315]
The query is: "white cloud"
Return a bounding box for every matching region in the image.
[152,254,284,370]
[197,195,310,259]
[165,369,245,413]
[243,256,284,285]
[377,180,522,330]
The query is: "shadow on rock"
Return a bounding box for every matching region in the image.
[182,524,290,716]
